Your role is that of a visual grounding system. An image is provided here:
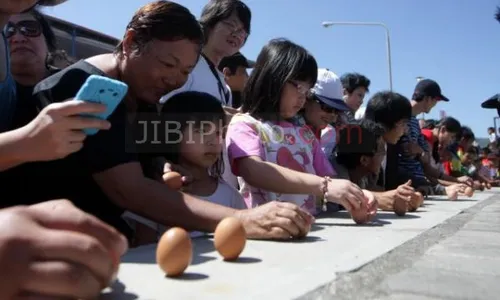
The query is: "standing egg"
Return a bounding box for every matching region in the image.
[214,217,246,261]
[464,186,474,197]
[408,192,424,212]
[393,197,407,216]
[162,172,183,190]
[156,227,192,277]
[350,206,369,224]
[486,182,492,189]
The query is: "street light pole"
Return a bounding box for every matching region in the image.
[322,21,393,91]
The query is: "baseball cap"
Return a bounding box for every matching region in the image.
[481,94,500,117]
[481,94,500,109]
[310,68,350,111]
[413,79,449,102]
[38,0,68,5]
[218,52,255,71]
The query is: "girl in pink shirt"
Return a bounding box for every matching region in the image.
[226,39,374,220]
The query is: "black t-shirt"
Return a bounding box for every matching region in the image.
[1,60,137,237]
[9,67,61,130]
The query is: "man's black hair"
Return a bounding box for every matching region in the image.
[460,126,475,141]
[340,73,371,93]
[364,91,411,130]
[336,119,385,169]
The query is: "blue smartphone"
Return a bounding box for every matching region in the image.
[75,75,128,135]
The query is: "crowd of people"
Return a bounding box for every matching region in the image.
[0,0,498,298]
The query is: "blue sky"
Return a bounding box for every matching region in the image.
[41,0,500,138]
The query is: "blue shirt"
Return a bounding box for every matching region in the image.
[0,32,16,132]
[396,116,429,180]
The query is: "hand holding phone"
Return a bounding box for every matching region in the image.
[75,75,128,135]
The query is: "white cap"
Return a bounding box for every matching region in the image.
[310,68,349,111]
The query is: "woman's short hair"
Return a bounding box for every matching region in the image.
[115,1,203,56]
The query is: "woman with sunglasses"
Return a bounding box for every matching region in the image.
[6,8,59,129]
[0,2,128,299]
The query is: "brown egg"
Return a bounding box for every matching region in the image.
[486,182,492,189]
[464,187,474,197]
[408,192,424,212]
[156,227,192,277]
[393,197,407,216]
[162,172,183,190]
[214,217,246,261]
[351,206,369,224]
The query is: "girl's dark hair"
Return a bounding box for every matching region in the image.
[436,117,461,134]
[199,0,251,43]
[161,91,226,178]
[242,38,318,121]
[26,8,57,52]
[115,1,204,56]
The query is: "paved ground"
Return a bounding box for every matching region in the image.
[103,190,499,300]
[300,191,500,300]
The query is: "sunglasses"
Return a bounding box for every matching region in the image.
[315,99,339,114]
[4,20,42,39]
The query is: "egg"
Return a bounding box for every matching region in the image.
[214,217,246,261]
[486,182,492,189]
[162,172,183,190]
[351,206,369,224]
[464,186,474,197]
[156,227,192,277]
[393,197,407,216]
[408,192,424,212]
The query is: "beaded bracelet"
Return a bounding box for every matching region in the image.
[321,176,330,212]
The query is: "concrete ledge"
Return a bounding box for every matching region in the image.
[101,189,499,300]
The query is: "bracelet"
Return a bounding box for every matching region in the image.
[321,176,330,212]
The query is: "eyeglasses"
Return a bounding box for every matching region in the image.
[289,81,310,96]
[4,20,42,39]
[221,20,248,39]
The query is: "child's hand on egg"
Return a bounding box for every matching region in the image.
[349,190,376,224]
[163,161,193,186]
[363,190,378,220]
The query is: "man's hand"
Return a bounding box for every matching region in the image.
[0,200,128,299]
[457,175,474,187]
[395,180,415,200]
[19,100,111,162]
[377,180,414,211]
[235,201,314,239]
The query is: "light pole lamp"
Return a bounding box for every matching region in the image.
[321,21,393,91]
